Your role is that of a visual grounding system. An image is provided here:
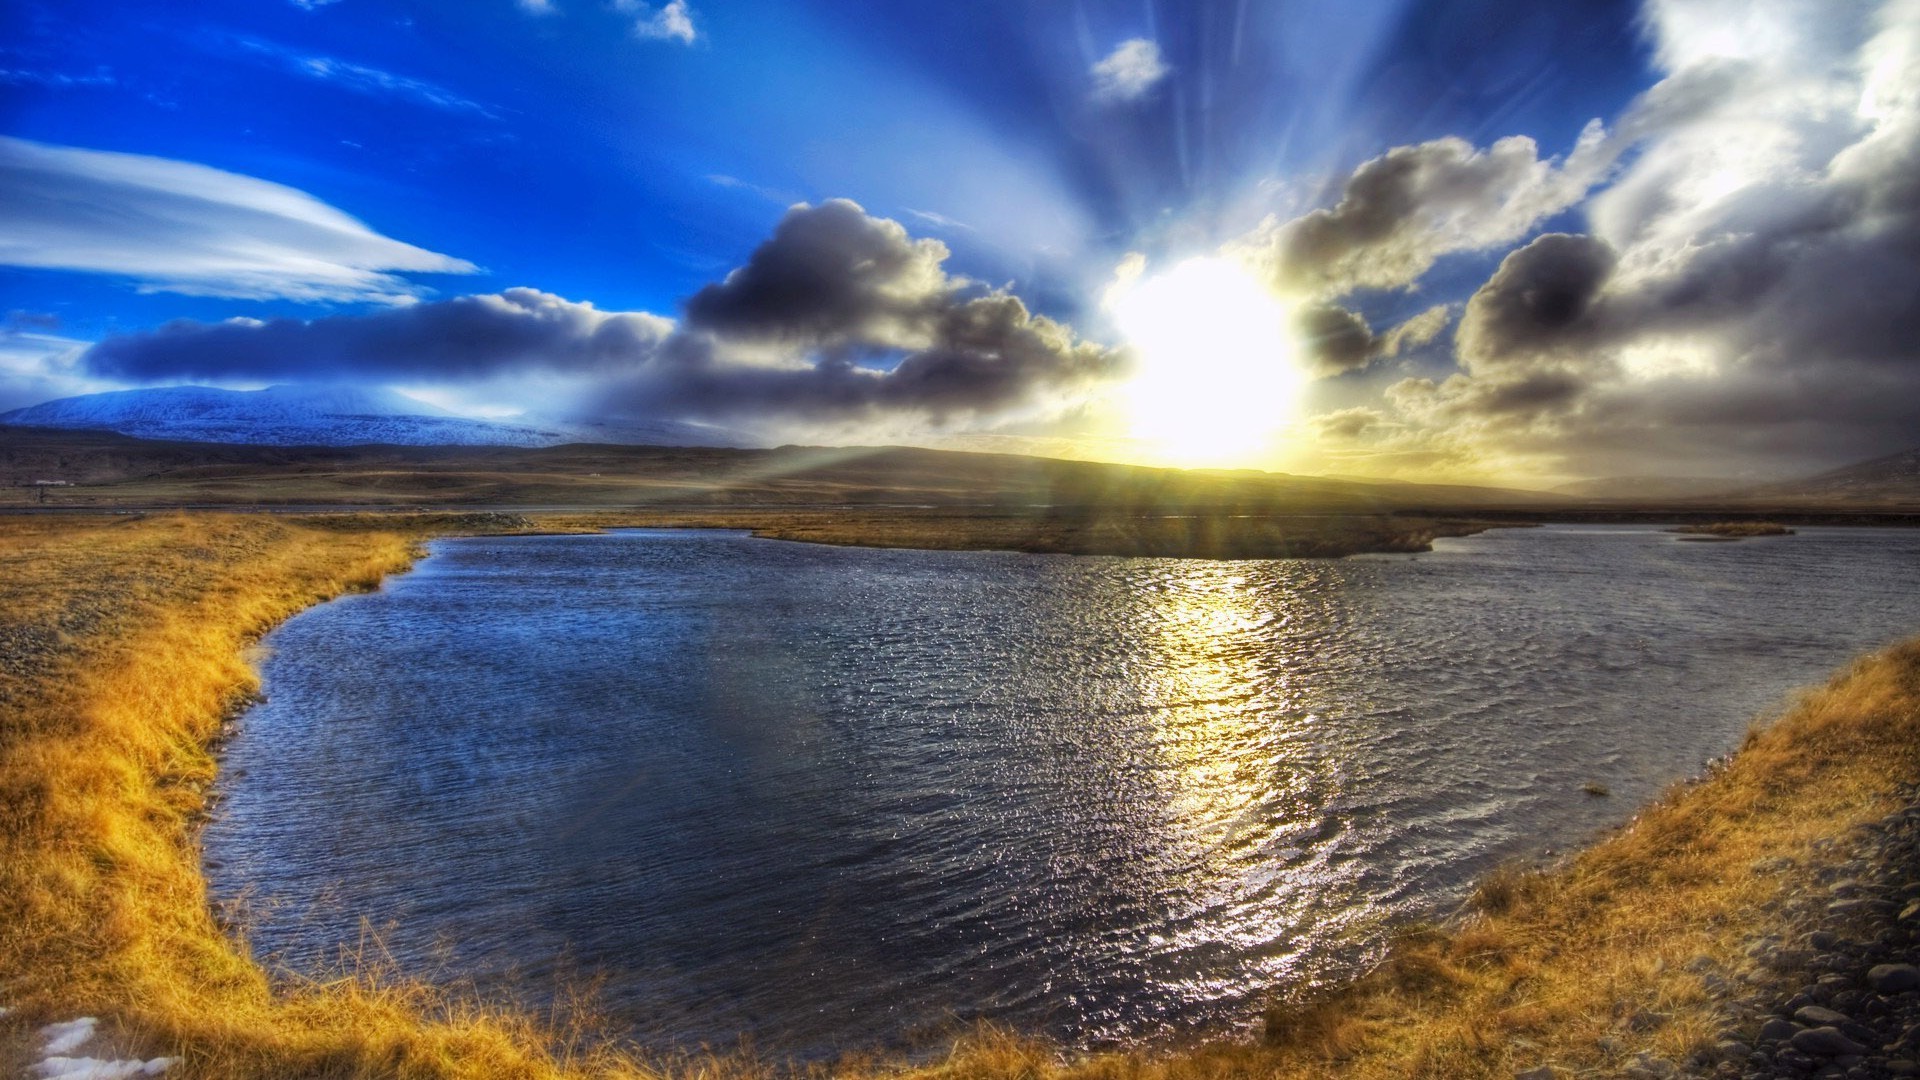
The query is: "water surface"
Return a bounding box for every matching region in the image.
[204,524,1920,1055]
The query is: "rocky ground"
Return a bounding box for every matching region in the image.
[1528,783,1920,1080]
[1711,782,1920,1080]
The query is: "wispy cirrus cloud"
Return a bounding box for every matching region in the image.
[0,136,477,302]
[0,66,116,89]
[218,34,498,118]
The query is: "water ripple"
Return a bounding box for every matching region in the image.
[205,525,1920,1057]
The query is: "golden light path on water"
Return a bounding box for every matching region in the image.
[1124,561,1368,1002]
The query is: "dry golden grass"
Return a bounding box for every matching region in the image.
[0,513,666,1078]
[0,510,1915,1079]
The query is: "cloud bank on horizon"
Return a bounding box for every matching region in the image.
[1,0,1916,483]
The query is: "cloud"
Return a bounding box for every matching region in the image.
[222,36,497,118]
[0,326,111,414]
[1293,0,1920,481]
[1091,39,1169,103]
[1292,303,1375,377]
[77,202,1122,433]
[1308,407,1388,441]
[1249,123,1620,297]
[1377,304,1454,358]
[83,289,673,382]
[1454,233,1616,377]
[624,0,698,44]
[1291,301,1457,379]
[0,66,115,89]
[0,137,477,302]
[615,292,1118,427]
[517,0,557,13]
[904,208,974,232]
[685,199,953,345]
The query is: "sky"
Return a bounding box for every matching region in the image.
[2,0,1916,485]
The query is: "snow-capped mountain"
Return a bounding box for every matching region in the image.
[0,385,739,448]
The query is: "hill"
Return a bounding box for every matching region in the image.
[0,426,1556,514]
[1738,447,1920,504]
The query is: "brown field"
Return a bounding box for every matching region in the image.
[2,511,1917,1079]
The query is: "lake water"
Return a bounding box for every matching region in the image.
[203,524,1920,1057]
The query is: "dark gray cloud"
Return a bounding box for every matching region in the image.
[1292,303,1374,377]
[614,293,1117,425]
[1454,233,1615,376]
[1293,301,1459,378]
[79,202,1122,431]
[84,288,673,382]
[684,199,953,346]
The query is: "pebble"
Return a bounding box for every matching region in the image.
[1870,964,1920,993]
[1717,788,1919,1080]
[1760,1017,1801,1043]
[1792,1026,1869,1057]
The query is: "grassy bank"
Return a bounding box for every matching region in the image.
[0,513,652,1078]
[2,512,1916,1078]
[530,507,1499,558]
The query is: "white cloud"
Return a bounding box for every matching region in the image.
[1091,39,1169,103]
[628,0,698,44]
[0,137,478,303]
[0,329,106,415]
[517,0,557,12]
[1246,121,1621,296]
[1301,0,1920,482]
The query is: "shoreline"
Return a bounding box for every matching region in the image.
[2,512,1916,1079]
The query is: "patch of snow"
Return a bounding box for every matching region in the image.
[21,1015,179,1079]
[34,1057,179,1079]
[40,1018,98,1055]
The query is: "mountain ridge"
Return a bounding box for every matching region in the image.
[0,384,735,449]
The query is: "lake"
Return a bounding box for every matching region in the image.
[203,524,1920,1057]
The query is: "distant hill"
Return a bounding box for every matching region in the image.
[0,385,737,449]
[0,426,1562,512]
[1739,448,1920,504]
[1550,475,1759,500]
[1542,449,1920,507]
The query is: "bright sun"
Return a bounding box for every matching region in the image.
[1108,256,1304,467]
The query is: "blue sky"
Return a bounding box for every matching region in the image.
[4,0,1917,482]
[2,0,1647,333]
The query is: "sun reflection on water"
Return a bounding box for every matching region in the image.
[1117,561,1368,993]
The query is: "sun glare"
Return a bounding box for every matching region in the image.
[1108,257,1303,467]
